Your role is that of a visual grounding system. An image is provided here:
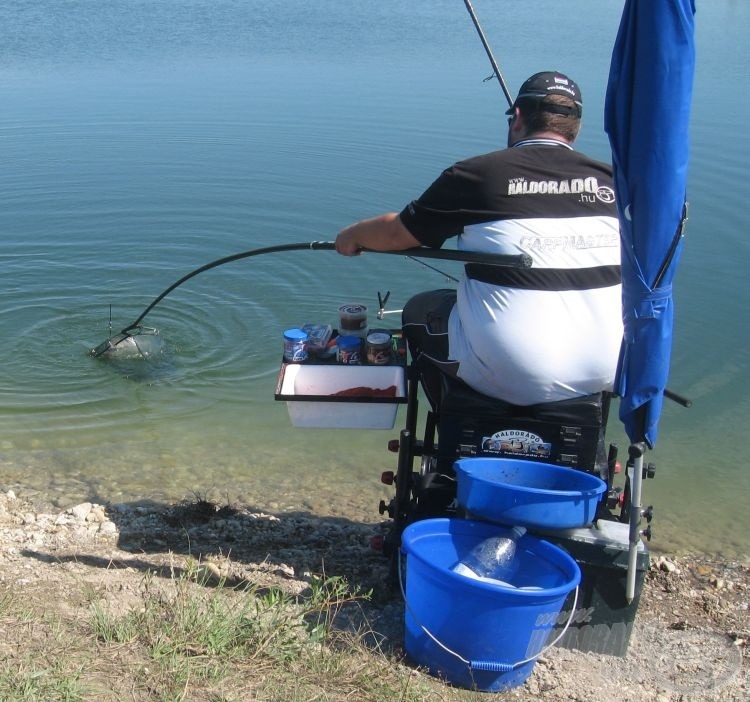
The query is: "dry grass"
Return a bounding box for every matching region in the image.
[0,560,480,702]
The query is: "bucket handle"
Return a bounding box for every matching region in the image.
[398,552,579,673]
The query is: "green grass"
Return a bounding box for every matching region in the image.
[0,561,485,702]
[83,561,445,700]
[0,669,84,702]
[0,592,86,701]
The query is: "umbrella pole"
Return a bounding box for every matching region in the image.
[626,442,646,603]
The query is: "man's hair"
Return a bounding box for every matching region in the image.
[517,95,581,142]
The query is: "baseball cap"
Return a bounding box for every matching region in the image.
[505,71,582,117]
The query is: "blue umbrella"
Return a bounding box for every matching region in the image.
[605,0,696,449]
[604,0,696,603]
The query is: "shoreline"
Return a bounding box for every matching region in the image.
[0,489,746,700]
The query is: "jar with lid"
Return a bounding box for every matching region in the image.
[338,303,368,338]
[366,331,392,365]
[283,328,308,363]
[336,335,362,364]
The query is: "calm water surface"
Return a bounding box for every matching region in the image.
[1,1,748,559]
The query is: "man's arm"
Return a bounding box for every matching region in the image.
[335,212,422,256]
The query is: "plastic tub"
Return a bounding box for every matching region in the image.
[274,363,406,429]
[454,457,607,529]
[338,303,368,337]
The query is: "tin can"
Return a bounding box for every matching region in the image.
[366,331,392,365]
[338,303,368,338]
[283,328,308,363]
[336,335,362,364]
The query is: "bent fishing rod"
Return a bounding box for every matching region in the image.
[90,241,531,357]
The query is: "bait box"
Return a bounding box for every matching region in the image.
[301,323,333,354]
[530,519,649,656]
[275,362,406,429]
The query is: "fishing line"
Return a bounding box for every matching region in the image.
[90,241,530,358]
[406,255,460,283]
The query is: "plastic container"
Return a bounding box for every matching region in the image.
[452,526,527,585]
[282,328,308,363]
[454,457,607,529]
[401,518,580,691]
[336,335,362,364]
[535,520,649,656]
[338,303,368,337]
[301,323,332,355]
[274,363,406,429]
[365,331,392,365]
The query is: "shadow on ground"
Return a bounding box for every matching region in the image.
[21,496,405,649]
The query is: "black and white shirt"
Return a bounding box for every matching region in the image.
[399,139,622,405]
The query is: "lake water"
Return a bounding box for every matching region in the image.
[1,0,748,560]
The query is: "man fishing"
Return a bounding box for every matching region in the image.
[335,71,622,408]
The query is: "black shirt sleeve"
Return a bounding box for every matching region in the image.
[399,159,488,248]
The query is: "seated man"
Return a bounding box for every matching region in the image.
[335,71,622,408]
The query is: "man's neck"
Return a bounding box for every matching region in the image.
[512,129,573,147]
[511,130,574,150]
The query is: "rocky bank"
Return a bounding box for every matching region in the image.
[0,490,746,701]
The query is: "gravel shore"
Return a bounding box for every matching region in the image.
[0,490,746,701]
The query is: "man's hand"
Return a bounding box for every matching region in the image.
[335,213,421,256]
[335,227,363,256]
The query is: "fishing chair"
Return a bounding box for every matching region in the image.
[378,348,618,559]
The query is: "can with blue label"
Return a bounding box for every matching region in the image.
[336,335,362,364]
[283,328,309,363]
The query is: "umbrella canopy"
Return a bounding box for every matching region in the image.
[604,0,696,447]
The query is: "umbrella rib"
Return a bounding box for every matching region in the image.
[652,201,688,289]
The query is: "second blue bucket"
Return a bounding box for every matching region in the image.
[455,457,607,529]
[401,518,580,692]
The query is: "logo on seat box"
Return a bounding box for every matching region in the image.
[481,429,551,458]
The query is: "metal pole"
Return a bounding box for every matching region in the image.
[626,443,646,603]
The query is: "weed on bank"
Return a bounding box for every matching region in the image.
[0,560,479,701]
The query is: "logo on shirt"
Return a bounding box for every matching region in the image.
[520,230,619,252]
[508,176,615,204]
[481,429,552,458]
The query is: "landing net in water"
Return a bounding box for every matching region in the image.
[90,326,164,360]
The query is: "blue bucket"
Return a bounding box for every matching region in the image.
[401,518,580,692]
[455,457,607,529]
